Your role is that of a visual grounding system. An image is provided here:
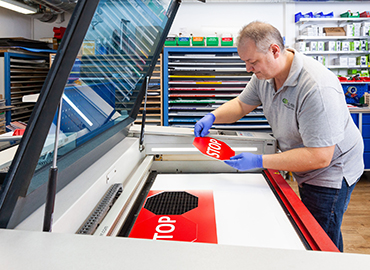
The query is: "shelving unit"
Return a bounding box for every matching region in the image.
[296,17,370,170]
[295,17,370,76]
[135,54,163,126]
[296,17,370,25]
[0,52,50,126]
[163,47,271,131]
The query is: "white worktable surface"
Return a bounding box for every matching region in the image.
[0,229,369,270]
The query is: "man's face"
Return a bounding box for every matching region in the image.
[237,39,276,80]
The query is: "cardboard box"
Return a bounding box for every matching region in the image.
[335,56,348,66]
[360,40,368,51]
[341,41,350,51]
[344,24,354,36]
[317,41,325,51]
[335,41,341,51]
[309,41,317,51]
[296,42,306,52]
[323,27,346,36]
[350,41,360,51]
[348,57,357,66]
[357,56,368,66]
[315,55,326,65]
[361,25,370,36]
[325,41,336,51]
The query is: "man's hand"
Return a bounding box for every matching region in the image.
[194,113,215,137]
[224,152,263,171]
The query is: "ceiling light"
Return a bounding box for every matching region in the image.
[0,0,37,15]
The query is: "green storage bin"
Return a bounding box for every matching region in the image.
[206,37,219,46]
[340,11,360,18]
[165,36,177,46]
[221,36,233,46]
[192,37,205,46]
[177,37,190,46]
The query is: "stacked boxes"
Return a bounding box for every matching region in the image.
[357,55,368,66]
[325,41,336,51]
[361,22,370,36]
[300,25,325,36]
[344,22,370,36]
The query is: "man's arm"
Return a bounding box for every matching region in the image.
[212,97,259,123]
[263,145,335,172]
[194,97,259,137]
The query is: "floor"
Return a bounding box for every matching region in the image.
[287,172,370,254]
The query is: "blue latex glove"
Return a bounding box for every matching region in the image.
[224,152,263,171]
[194,113,215,137]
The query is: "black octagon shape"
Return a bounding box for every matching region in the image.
[144,191,198,215]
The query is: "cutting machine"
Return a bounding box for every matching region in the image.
[0,1,344,266]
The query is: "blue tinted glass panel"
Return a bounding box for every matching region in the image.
[28,0,172,193]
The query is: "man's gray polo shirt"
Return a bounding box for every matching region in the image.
[239,49,364,188]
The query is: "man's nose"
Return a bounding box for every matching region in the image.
[245,63,254,72]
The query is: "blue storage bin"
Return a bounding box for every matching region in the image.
[295,12,314,23]
[323,12,334,18]
[362,124,370,138]
[295,12,304,23]
[362,114,370,124]
[364,153,370,168]
[351,113,359,127]
[314,12,324,18]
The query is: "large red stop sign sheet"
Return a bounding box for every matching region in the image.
[193,137,235,160]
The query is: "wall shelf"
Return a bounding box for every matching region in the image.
[0,52,50,126]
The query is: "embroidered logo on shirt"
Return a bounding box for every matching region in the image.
[282,98,295,110]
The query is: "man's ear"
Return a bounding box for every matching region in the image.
[270,43,280,59]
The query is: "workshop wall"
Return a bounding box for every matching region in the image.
[0,9,70,41]
[0,1,369,45]
[169,1,369,48]
[0,8,32,39]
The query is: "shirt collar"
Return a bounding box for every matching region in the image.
[283,48,303,87]
[265,48,303,90]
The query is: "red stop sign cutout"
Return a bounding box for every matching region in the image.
[130,215,197,242]
[193,137,235,160]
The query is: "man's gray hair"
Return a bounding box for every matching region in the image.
[237,21,285,53]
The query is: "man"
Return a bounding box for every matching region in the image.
[194,21,364,252]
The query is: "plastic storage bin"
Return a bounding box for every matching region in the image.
[165,35,177,46]
[177,37,190,46]
[221,35,233,46]
[360,11,370,17]
[192,37,205,46]
[340,11,360,18]
[206,37,219,46]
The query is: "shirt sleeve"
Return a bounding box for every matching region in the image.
[238,75,262,106]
